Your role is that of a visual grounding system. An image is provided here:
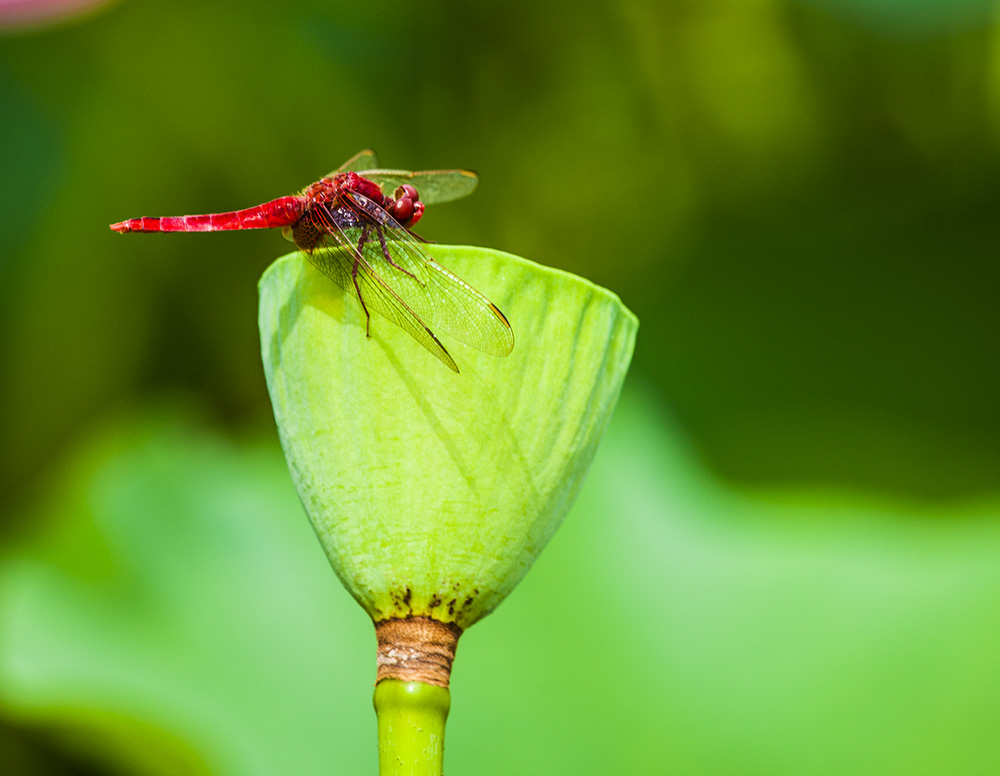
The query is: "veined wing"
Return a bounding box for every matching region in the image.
[325,149,379,178]
[305,235,460,372]
[337,191,513,357]
[361,168,478,205]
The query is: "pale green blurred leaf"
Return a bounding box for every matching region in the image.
[453,384,1000,774]
[0,408,375,775]
[2,393,999,775]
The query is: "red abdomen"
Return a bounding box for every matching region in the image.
[110,196,305,233]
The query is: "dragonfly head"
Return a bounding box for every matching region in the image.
[390,184,424,227]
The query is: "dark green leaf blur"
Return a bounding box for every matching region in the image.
[1,0,998,773]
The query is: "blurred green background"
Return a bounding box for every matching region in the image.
[1,0,999,773]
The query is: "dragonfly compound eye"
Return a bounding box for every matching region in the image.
[394,184,419,203]
[392,196,415,224]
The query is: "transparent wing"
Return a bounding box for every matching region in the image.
[306,191,513,368]
[325,149,379,178]
[343,192,512,355]
[305,235,459,372]
[360,168,478,205]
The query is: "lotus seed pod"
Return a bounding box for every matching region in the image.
[258,245,637,684]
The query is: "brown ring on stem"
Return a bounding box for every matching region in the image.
[375,617,463,687]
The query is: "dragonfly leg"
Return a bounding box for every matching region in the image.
[355,222,370,255]
[376,225,419,281]
[353,224,373,336]
[351,260,372,336]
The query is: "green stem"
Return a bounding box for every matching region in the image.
[374,680,451,776]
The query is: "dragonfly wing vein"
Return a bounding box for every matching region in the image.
[307,239,459,373]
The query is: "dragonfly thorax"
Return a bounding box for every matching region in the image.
[321,172,425,228]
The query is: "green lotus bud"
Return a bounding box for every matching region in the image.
[259,244,636,773]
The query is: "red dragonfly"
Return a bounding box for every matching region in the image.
[111,150,514,373]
